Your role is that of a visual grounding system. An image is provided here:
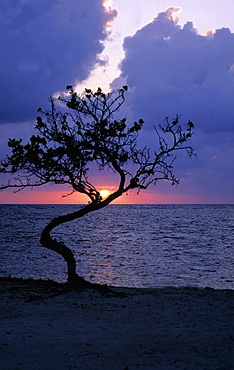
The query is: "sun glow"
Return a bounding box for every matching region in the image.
[100,189,110,199]
[103,0,113,8]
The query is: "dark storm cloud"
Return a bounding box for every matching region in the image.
[0,0,116,124]
[117,7,234,134]
[113,7,234,202]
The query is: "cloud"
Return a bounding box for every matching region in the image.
[112,7,234,202]
[115,7,234,134]
[0,0,116,124]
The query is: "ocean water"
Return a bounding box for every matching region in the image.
[0,204,233,290]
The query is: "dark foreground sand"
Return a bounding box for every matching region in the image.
[0,278,233,370]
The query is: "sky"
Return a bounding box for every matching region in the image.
[0,0,234,204]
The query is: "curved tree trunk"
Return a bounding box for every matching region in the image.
[40,203,99,288]
[40,189,126,289]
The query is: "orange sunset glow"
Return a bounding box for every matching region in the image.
[1,2,234,205]
[0,187,220,205]
[99,189,110,199]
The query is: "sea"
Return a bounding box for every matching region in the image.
[0,204,233,290]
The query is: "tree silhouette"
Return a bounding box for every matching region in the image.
[0,86,195,289]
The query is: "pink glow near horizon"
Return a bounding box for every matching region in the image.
[0,189,228,205]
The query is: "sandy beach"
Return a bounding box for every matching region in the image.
[0,278,233,370]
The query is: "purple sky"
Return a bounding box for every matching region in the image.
[0,1,234,204]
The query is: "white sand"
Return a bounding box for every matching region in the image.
[0,278,233,370]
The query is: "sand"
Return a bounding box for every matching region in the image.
[0,278,233,370]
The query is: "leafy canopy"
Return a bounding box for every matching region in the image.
[0,86,195,204]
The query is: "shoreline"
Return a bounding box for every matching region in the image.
[1,277,234,369]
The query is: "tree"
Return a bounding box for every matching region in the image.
[0,86,195,289]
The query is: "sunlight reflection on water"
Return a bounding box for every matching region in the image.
[0,204,233,289]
